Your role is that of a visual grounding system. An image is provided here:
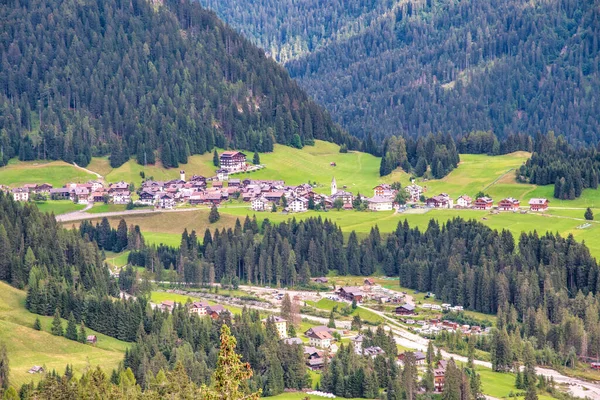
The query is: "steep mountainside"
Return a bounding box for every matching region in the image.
[0,0,357,168]
[197,0,600,143]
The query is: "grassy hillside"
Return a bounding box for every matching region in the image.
[0,281,128,388]
[0,159,96,188]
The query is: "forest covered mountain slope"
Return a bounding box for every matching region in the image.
[0,0,357,168]
[197,0,600,143]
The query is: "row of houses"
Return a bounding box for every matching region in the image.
[8,181,133,205]
[425,193,549,212]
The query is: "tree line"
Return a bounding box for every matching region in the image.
[0,0,359,169]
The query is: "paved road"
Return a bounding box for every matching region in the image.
[55,206,204,222]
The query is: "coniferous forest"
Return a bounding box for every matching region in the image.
[517,133,600,199]
[0,0,358,168]
[198,0,600,143]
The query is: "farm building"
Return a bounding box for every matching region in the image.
[395,303,416,316]
[338,287,365,302]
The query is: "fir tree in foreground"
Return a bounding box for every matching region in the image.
[209,205,220,223]
[201,324,261,399]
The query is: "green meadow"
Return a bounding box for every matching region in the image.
[0,281,128,388]
[34,200,86,215]
[0,159,96,188]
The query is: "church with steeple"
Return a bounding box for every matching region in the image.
[331,177,337,196]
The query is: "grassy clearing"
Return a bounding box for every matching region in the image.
[34,200,85,215]
[307,298,383,324]
[104,251,130,268]
[0,159,95,188]
[88,203,128,213]
[0,281,128,388]
[269,393,367,400]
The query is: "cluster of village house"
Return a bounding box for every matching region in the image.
[157,296,451,390]
[6,150,550,214]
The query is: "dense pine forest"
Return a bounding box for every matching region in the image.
[199,0,600,143]
[0,0,358,168]
[517,133,600,200]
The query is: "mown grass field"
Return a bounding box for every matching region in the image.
[34,200,86,215]
[306,298,383,324]
[0,159,96,188]
[0,282,128,388]
[150,291,244,315]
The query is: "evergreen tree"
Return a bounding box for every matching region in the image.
[213,150,220,167]
[78,322,87,344]
[402,352,418,400]
[327,311,336,329]
[51,309,63,336]
[585,208,594,221]
[0,342,8,390]
[200,325,261,399]
[209,205,220,223]
[253,151,260,165]
[33,317,41,331]
[65,312,78,341]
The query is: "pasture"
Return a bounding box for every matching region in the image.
[0,159,96,188]
[0,282,128,388]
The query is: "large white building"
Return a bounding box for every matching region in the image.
[405,184,423,202]
[288,198,308,213]
[367,196,393,211]
[11,187,29,202]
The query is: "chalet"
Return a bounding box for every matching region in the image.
[264,191,284,203]
[157,193,175,209]
[73,187,90,204]
[306,329,333,348]
[455,195,472,208]
[350,334,365,353]
[190,175,207,185]
[367,196,393,211]
[591,362,600,370]
[363,346,385,358]
[88,180,104,192]
[112,191,131,205]
[305,326,332,337]
[109,181,129,194]
[473,197,493,210]
[204,192,223,205]
[313,277,329,284]
[364,278,375,286]
[497,197,520,211]
[395,303,416,316]
[190,301,211,316]
[529,198,549,212]
[90,191,106,203]
[288,198,308,213]
[11,187,29,202]
[50,188,71,200]
[34,183,53,195]
[405,184,423,202]
[216,169,229,181]
[251,197,269,211]
[86,335,97,344]
[219,151,247,172]
[303,347,326,370]
[373,184,393,197]
[160,300,175,312]
[207,304,228,319]
[331,190,353,205]
[262,315,288,339]
[398,351,426,366]
[426,193,452,209]
[28,366,44,374]
[212,181,223,188]
[434,368,446,391]
[138,190,156,205]
[338,287,364,302]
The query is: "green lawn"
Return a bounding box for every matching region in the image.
[0,159,96,188]
[34,200,85,215]
[269,393,367,400]
[307,298,383,324]
[88,203,128,213]
[0,281,128,388]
